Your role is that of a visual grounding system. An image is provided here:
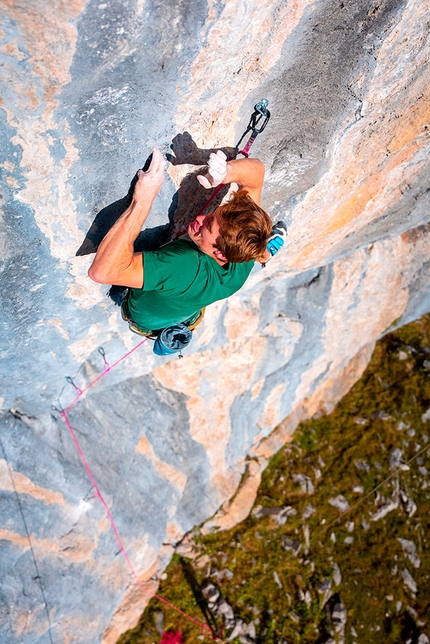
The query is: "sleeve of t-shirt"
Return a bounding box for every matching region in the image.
[142,241,200,294]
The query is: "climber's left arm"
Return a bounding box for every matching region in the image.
[88,149,165,288]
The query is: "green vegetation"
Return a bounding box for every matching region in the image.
[118,314,430,644]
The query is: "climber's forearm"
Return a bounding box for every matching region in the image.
[88,197,153,287]
[224,158,265,204]
[197,153,265,204]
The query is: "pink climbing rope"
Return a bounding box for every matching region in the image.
[174,164,231,238]
[193,183,226,221]
[59,337,213,636]
[160,632,184,644]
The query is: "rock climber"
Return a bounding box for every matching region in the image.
[88,148,286,350]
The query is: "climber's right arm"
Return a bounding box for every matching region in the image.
[197,151,265,205]
[88,148,165,288]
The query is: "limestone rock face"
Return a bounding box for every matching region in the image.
[1,0,429,641]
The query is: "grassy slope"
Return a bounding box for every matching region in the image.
[118,314,430,644]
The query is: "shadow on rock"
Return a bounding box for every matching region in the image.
[166,132,234,235]
[76,152,171,257]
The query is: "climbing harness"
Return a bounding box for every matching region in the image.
[121,292,205,357]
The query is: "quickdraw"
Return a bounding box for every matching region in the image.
[234,98,271,158]
[189,99,271,221]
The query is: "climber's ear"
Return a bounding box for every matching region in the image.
[213,248,228,262]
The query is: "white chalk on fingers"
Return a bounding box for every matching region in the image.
[197,175,212,189]
[209,159,224,173]
[209,170,222,182]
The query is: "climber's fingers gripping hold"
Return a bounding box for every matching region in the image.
[135,148,166,200]
[197,150,228,189]
[267,221,288,257]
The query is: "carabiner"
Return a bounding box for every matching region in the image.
[250,98,270,136]
[255,98,269,116]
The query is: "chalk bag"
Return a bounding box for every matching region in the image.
[153,323,193,357]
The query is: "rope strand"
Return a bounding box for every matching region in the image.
[59,337,213,636]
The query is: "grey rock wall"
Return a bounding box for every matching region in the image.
[1,0,430,641]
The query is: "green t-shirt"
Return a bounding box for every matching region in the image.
[127,239,254,332]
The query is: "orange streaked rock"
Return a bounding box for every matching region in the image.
[135,435,187,492]
[253,343,374,459]
[202,458,266,532]
[0,459,65,505]
[0,527,96,564]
